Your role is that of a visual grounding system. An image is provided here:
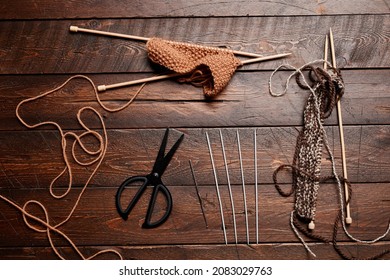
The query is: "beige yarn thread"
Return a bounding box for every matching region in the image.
[1,75,145,259]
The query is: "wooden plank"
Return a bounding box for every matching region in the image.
[1,70,389,131]
[1,0,389,264]
[1,127,389,187]
[0,184,389,247]
[0,243,389,260]
[0,15,389,74]
[1,0,389,19]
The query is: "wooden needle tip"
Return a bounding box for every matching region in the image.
[278,52,292,58]
[346,217,353,224]
[69,26,79,32]
[97,85,106,92]
[308,221,315,230]
[329,28,334,39]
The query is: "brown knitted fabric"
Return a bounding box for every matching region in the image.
[293,66,344,223]
[146,38,242,97]
[272,66,342,224]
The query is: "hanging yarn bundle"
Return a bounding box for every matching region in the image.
[270,62,344,227]
[146,38,242,97]
[292,65,344,227]
[269,60,390,259]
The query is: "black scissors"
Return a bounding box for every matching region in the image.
[115,128,184,228]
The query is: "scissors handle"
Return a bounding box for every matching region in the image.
[144,183,172,228]
[115,176,172,228]
[116,176,148,220]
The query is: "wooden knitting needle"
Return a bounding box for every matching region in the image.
[97,52,291,92]
[97,73,182,92]
[70,25,265,58]
[328,28,353,225]
[70,25,150,42]
[323,35,329,70]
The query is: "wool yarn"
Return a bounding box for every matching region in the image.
[269,60,390,259]
[271,63,344,225]
[146,38,242,97]
[293,66,343,224]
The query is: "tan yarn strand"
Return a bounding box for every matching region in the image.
[3,75,145,259]
[0,195,122,260]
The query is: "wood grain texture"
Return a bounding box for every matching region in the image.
[1,0,390,261]
[1,243,390,260]
[0,15,389,75]
[1,127,390,189]
[0,184,389,248]
[1,0,389,19]
[1,70,389,131]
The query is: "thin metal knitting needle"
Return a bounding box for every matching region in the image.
[206,132,228,244]
[189,160,208,229]
[237,129,250,244]
[329,28,352,225]
[97,53,291,92]
[70,25,267,58]
[219,129,238,244]
[254,128,259,244]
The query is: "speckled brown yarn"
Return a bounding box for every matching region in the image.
[146,38,242,97]
[270,62,390,259]
[293,66,343,223]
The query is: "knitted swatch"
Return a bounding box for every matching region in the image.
[293,66,344,223]
[146,38,242,97]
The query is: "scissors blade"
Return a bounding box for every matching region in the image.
[152,128,184,176]
[154,128,170,167]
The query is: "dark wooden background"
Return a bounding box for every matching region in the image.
[0,1,389,260]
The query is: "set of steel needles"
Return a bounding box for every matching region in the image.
[205,129,260,245]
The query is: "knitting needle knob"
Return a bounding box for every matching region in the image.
[97,85,106,91]
[70,25,79,32]
[308,221,315,230]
